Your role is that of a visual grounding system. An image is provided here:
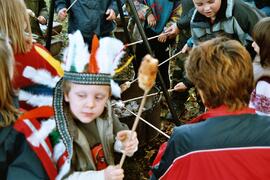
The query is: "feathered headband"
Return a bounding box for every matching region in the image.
[62,30,125,97]
[53,31,125,160]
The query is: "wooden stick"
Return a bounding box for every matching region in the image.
[122,88,175,105]
[158,50,182,67]
[112,88,175,106]
[122,106,170,139]
[119,90,149,168]
[125,32,170,47]
[66,0,79,12]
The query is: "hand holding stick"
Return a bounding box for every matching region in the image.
[119,54,158,168]
[122,106,170,139]
[26,9,47,25]
[27,9,38,21]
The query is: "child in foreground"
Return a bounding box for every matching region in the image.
[15,31,138,179]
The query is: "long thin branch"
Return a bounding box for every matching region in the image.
[66,0,79,12]
[122,106,170,139]
[158,50,182,67]
[125,32,170,47]
[119,90,148,168]
[121,88,175,105]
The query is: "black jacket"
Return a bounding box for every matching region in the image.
[55,0,118,41]
[0,125,48,179]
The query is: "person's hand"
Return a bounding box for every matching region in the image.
[37,16,47,25]
[104,165,124,180]
[106,9,116,21]
[180,43,191,53]
[138,11,145,21]
[164,23,180,39]
[158,33,167,43]
[26,9,35,18]
[58,8,67,21]
[147,13,156,27]
[174,82,187,92]
[117,130,138,157]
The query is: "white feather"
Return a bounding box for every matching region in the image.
[27,119,56,147]
[64,34,74,71]
[64,31,89,72]
[56,159,71,180]
[96,37,125,75]
[23,66,60,88]
[110,79,121,98]
[19,90,53,107]
[53,140,66,163]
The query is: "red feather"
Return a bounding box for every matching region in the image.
[89,35,99,73]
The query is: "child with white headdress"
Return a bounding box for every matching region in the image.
[14,30,138,180]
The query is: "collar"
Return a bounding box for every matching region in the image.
[188,105,255,124]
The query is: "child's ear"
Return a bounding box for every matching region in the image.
[64,92,69,102]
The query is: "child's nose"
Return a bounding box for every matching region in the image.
[85,98,95,108]
[204,5,211,11]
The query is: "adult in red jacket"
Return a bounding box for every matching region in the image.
[151,37,270,179]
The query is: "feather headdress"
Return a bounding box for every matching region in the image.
[53,31,125,165]
[62,30,124,97]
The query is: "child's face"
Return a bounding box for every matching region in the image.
[64,83,110,123]
[252,41,260,54]
[193,0,221,20]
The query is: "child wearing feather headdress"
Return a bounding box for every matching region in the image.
[14,30,138,180]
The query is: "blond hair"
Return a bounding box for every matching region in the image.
[0,34,20,128]
[0,0,32,54]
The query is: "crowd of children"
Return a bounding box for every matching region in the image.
[0,0,270,179]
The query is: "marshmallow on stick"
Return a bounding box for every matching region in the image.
[119,54,158,167]
[138,54,158,91]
